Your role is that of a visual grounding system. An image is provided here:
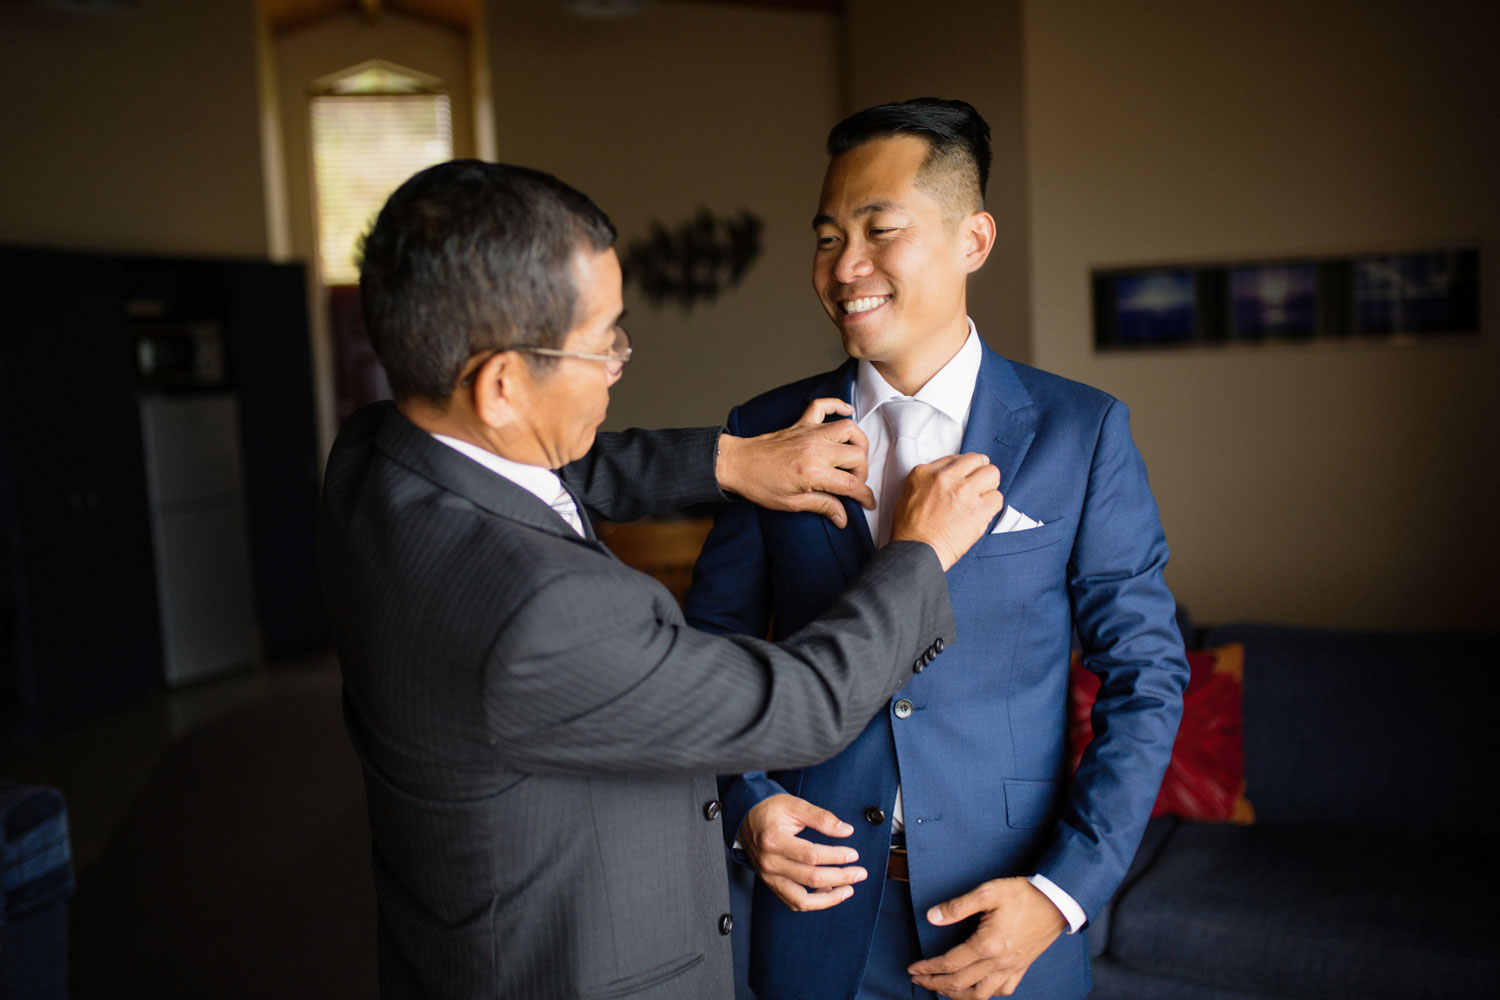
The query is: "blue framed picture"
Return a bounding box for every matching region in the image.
[1093,248,1477,350]
[1352,250,1479,335]
[1230,264,1319,337]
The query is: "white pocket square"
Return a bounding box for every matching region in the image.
[991,506,1043,533]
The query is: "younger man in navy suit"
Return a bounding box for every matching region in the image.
[686,99,1189,999]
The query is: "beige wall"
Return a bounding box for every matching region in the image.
[1024,0,1500,628]
[0,0,267,256]
[274,10,475,459]
[845,0,1030,364]
[485,0,845,430]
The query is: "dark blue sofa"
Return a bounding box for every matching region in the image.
[1087,623,1500,999]
[0,783,73,1000]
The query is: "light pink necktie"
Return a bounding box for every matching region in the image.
[549,486,585,537]
[875,398,937,548]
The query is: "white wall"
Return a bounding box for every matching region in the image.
[485,0,846,431]
[0,0,267,256]
[1024,0,1500,628]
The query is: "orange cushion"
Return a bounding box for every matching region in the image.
[1067,643,1254,823]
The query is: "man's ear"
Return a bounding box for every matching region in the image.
[471,350,529,431]
[960,211,997,274]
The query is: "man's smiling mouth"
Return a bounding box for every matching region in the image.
[841,295,891,315]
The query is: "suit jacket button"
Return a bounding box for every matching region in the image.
[864,806,885,825]
[703,800,722,821]
[893,699,914,719]
[718,913,734,935]
[913,658,925,673]
[934,637,944,654]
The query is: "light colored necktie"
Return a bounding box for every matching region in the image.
[876,398,937,548]
[549,486,585,537]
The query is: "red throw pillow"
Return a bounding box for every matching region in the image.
[1067,643,1254,823]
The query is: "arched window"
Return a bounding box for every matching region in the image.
[309,60,453,284]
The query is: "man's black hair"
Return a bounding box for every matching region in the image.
[826,97,992,212]
[359,159,617,402]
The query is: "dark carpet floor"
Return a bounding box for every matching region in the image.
[68,671,377,997]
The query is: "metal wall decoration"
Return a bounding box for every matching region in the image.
[1092,247,1480,350]
[620,209,764,310]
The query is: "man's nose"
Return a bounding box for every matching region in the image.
[833,243,873,283]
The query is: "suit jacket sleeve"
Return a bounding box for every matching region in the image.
[682,404,794,846]
[1037,400,1189,920]
[559,426,726,523]
[486,540,955,778]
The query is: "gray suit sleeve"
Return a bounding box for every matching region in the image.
[484,541,954,777]
[559,426,726,523]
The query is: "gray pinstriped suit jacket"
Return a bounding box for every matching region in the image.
[317,403,956,998]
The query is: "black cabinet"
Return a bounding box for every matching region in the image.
[0,247,324,741]
[1,248,162,740]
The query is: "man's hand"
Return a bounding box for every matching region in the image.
[889,454,1005,570]
[907,877,1067,998]
[739,793,867,911]
[715,399,875,528]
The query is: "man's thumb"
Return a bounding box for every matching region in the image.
[926,891,981,926]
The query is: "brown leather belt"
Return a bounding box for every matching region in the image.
[886,843,909,882]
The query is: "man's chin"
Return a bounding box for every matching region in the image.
[839,326,888,362]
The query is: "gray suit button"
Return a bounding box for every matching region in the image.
[864,806,885,825]
[718,913,734,935]
[933,637,944,654]
[893,699,914,719]
[913,658,925,673]
[703,800,722,821]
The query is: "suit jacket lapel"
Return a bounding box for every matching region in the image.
[804,361,873,584]
[961,342,1037,499]
[560,480,618,557]
[373,403,600,547]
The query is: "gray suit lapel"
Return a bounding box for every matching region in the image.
[373,404,597,546]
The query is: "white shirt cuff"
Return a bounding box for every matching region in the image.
[1027,873,1086,934]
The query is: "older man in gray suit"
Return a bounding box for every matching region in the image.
[318,160,1004,999]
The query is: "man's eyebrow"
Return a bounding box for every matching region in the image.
[811,201,905,228]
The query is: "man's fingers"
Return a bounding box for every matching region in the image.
[925,451,992,481]
[759,854,868,890]
[750,830,858,870]
[795,492,846,528]
[926,886,989,926]
[907,938,984,977]
[797,397,856,426]
[782,797,856,839]
[814,438,871,481]
[911,966,1014,1000]
[763,875,856,912]
[817,415,871,454]
[802,466,875,512]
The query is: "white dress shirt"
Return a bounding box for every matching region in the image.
[856,320,1086,934]
[431,434,585,537]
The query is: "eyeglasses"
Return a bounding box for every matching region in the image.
[459,326,633,385]
[515,326,633,376]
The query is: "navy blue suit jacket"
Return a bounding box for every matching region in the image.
[685,343,1188,1000]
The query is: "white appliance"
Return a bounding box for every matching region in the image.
[139,392,260,686]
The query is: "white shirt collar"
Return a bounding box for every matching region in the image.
[853,318,982,428]
[430,433,567,509]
